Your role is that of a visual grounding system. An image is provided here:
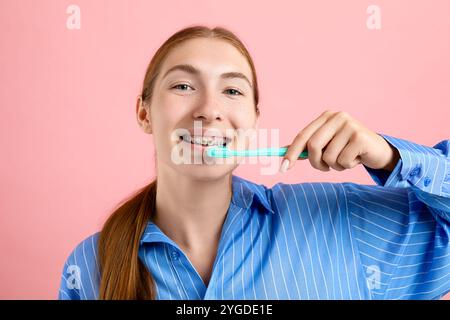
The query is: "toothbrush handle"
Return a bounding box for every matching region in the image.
[276,147,309,158]
[239,148,308,158]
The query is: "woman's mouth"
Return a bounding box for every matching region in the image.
[178,134,231,148]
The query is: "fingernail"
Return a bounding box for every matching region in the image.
[280,159,290,173]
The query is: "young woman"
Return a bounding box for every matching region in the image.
[58,26,449,300]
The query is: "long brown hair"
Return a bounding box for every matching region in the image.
[97,25,260,299]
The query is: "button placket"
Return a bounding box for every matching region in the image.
[171,250,180,261]
[164,244,189,299]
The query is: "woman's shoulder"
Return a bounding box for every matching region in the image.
[269,179,407,199]
[64,232,100,264]
[235,174,407,205]
[58,232,101,300]
[233,175,349,208]
[268,181,348,213]
[234,175,349,217]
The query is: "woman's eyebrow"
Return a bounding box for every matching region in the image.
[162,64,252,88]
[221,72,253,89]
[162,64,200,79]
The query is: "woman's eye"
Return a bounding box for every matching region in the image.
[224,88,243,96]
[172,84,194,91]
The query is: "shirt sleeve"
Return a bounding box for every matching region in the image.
[345,135,450,300]
[57,233,101,300]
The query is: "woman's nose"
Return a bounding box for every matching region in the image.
[192,97,223,122]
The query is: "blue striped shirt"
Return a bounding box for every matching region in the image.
[58,134,450,300]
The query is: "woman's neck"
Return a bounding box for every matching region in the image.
[153,166,233,253]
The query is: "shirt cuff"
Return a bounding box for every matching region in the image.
[363,133,449,197]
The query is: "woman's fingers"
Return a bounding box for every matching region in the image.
[337,134,363,169]
[320,124,354,171]
[282,110,334,171]
[279,110,397,174]
[280,111,368,172]
[305,112,352,171]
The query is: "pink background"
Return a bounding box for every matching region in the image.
[0,0,449,299]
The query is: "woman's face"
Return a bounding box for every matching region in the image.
[137,38,259,180]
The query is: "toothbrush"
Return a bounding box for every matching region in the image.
[206,146,308,159]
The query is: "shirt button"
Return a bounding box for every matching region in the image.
[409,166,421,177]
[424,177,431,187]
[171,250,180,261]
[445,173,450,183]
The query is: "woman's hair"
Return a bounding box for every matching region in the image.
[97,25,260,299]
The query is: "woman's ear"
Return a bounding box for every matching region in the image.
[136,95,152,134]
[254,109,259,131]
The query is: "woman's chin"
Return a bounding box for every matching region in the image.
[174,161,237,180]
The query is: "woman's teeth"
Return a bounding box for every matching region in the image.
[180,135,228,147]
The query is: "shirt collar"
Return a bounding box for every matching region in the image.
[230,174,275,214]
[140,174,275,245]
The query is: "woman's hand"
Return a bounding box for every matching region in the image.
[280,110,400,173]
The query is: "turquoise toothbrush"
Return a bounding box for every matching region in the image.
[206,146,308,159]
